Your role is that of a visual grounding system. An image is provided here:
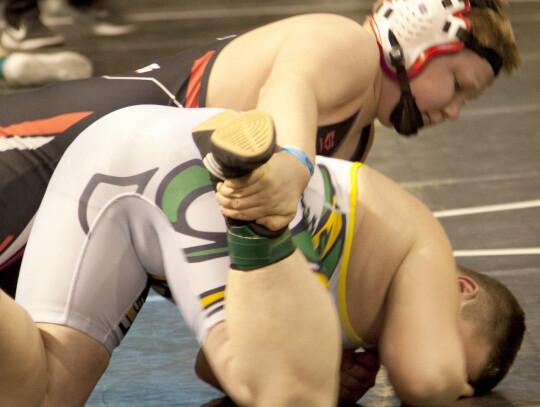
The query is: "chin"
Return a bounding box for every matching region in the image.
[377,116,393,128]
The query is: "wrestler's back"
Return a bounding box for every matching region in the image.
[207,13,381,142]
[341,164,459,350]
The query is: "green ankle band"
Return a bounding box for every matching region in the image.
[227,224,295,270]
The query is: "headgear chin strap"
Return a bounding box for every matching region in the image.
[388,30,424,136]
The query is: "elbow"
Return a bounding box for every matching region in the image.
[392,365,466,406]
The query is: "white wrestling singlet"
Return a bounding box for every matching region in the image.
[16,105,363,353]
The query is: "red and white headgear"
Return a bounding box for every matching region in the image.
[370,0,501,79]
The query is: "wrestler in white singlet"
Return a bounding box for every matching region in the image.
[16,105,365,354]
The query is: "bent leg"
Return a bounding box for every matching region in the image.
[0,291,109,407]
[10,194,164,406]
[193,110,341,406]
[203,249,342,407]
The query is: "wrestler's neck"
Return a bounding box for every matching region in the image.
[361,19,386,126]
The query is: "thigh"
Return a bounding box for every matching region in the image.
[16,190,152,353]
[17,105,233,351]
[0,287,109,407]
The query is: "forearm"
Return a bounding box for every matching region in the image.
[257,73,318,160]
[383,326,468,406]
[202,250,342,406]
[391,367,468,407]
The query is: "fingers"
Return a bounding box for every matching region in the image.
[255,215,295,231]
[214,152,309,225]
[216,181,267,212]
[218,198,295,230]
[354,351,380,372]
[339,350,380,404]
[215,172,297,223]
[214,168,268,218]
[341,350,380,373]
[216,188,278,222]
[218,167,265,195]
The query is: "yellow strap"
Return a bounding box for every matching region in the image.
[337,162,369,347]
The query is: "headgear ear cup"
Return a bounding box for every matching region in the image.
[388,30,424,136]
[371,0,471,78]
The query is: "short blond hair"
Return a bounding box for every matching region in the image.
[458,265,525,395]
[467,0,520,74]
[369,0,521,74]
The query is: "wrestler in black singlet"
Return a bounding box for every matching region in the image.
[0,33,373,296]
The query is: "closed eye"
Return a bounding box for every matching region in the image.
[454,77,463,92]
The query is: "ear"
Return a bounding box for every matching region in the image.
[458,275,478,301]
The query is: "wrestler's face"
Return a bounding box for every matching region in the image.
[457,305,492,397]
[377,48,495,129]
[461,332,491,396]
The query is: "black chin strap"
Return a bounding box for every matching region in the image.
[388,30,424,136]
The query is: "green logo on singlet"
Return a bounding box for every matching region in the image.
[156,159,228,263]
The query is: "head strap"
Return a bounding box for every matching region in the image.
[457,28,502,75]
[388,30,424,136]
[469,0,502,12]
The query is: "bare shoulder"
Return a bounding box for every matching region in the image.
[211,13,380,116]
[232,13,378,65]
[272,13,377,60]
[281,13,366,31]
[344,164,447,346]
[257,13,366,32]
[273,14,381,111]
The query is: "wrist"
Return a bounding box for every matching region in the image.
[279,146,314,177]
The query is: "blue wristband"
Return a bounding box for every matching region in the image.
[280,146,314,176]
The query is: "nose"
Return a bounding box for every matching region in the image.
[443,98,464,120]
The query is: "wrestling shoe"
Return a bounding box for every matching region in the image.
[193,109,276,180]
[1,17,64,51]
[193,109,284,240]
[70,0,134,36]
[2,51,93,87]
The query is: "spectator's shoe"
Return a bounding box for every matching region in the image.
[2,51,93,87]
[1,18,64,51]
[71,1,134,36]
[193,109,276,180]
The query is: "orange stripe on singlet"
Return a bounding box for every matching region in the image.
[185,51,215,108]
[0,235,13,253]
[0,111,93,137]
